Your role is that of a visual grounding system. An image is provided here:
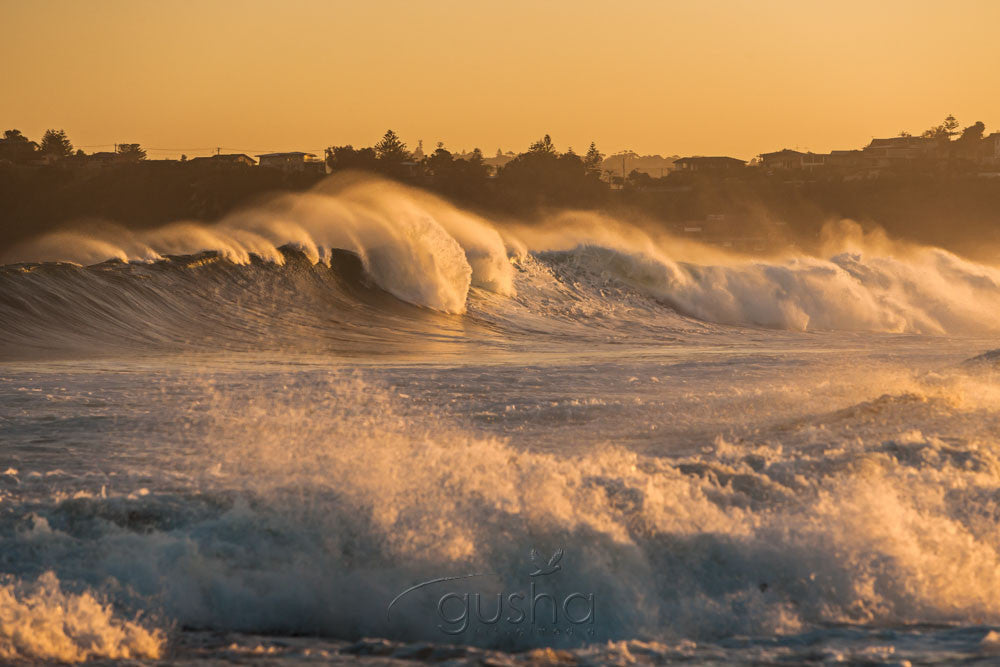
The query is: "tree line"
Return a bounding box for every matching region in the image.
[0,129,147,163]
[3,121,1000,260]
[325,130,609,210]
[0,126,614,210]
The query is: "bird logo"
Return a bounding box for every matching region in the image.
[528,548,563,576]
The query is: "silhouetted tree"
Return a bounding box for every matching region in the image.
[953,121,987,162]
[922,114,960,140]
[959,121,986,143]
[0,129,39,163]
[374,129,409,163]
[528,134,556,154]
[325,144,378,171]
[944,114,960,137]
[40,129,73,159]
[626,168,654,189]
[424,145,454,177]
[584,142,605,175]
[116,143,146,160]
[418,144,490,201]
[497,135,607,208]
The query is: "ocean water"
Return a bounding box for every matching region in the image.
[3,177,1000,665]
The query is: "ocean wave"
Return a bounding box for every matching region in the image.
[3,175,1000,360]
[2,177,512,315]
[5,372,1000,650]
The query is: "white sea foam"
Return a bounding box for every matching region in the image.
[0,571,164,663]
[6,175,1000,334]
[4,369,997,651]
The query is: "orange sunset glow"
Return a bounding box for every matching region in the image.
[5,0,999,159]
[4,2,1000,664]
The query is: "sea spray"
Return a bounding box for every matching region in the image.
[0,572,164,663]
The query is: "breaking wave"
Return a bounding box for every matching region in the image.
[3,174,1000,359]
[5,367,1000,652]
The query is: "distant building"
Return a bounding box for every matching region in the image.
[762,149,866,172]
[411,140,425,161]
[800,152,827,170]
[826,149,864,168]
[983,133,1000,166]
[759,149,807,170]
[672,156,745,172]
[484,150,517,172]
[256,151,325,173]
[603,152,677,178]
[862,136,939,168]
[83,151,123,168]
[190,153,256,166]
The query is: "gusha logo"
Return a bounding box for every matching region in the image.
[387,548,596,637]
[528,548,563,576]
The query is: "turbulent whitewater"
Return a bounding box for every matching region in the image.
[5,176,1000,355]
[3,176,1000,664]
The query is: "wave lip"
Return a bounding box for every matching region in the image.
[1,177,515,316]
[5,175,1000,349]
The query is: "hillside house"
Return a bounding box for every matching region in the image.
[256,151,325,173]
[862,136,939,168]
[190,153,256,166]
[673,156,745,172]
[983,133,1000,166]
[759,149,806,170]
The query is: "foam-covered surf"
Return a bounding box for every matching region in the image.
[0,572,164,662]
[5,176,1000,664]
[4,353,1000,662]
[4,175,1000,362]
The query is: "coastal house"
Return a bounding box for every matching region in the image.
[757,148,869,177]
[826,150,864,168]
[190,153,256,166]
[82,151,124,168]
[862,136,939,168]
[759,149,806,170]
[672,156,745,172]
[983,133,1000,166]
[801,152,827,170]
[256,151,325,173]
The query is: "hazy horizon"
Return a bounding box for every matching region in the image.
[6,3,1000,665]
[5,0,999,160]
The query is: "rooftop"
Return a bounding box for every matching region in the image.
[759,149,806,158]
[256,151,317,158]
[674,156,745,163]
[190,153,255,162]
[867,137,934,148]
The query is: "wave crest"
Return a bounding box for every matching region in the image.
[4,176,1000,341]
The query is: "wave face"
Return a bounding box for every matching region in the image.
[3,175,1000,360]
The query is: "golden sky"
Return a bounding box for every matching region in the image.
[4,0,998,160]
